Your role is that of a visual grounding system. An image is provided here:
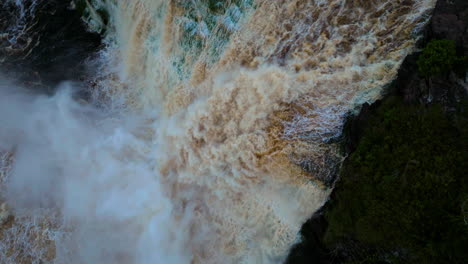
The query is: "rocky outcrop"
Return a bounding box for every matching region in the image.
[430,0,468,53]
[397,58,466,110]
[348,0,468,151]
[0,0,101,88]
[396,0,467,110]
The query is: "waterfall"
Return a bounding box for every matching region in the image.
[0,0,436,263]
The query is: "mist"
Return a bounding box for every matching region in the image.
[0,79,191,264]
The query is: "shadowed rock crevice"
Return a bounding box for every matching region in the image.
[0,0,101,89]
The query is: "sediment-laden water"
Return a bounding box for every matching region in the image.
[0,0,436,263]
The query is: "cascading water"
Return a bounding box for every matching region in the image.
[0,0,436,263]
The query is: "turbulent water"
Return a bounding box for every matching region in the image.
[0,0,436,263]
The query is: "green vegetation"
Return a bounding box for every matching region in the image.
[325,97,468,263]
[417,39,467,77]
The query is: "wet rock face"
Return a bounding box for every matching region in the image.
[0,203,11,226]
[430,0,468,53]
[0,0,101,88]
[396,53,466,110]
[284,207,330,264]
[341,101,382,154]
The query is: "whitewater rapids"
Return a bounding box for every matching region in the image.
[0,0,436,263]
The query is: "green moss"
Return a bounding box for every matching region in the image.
[417,39,467,77]
[325,97,468,263]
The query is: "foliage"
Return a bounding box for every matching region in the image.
[325,97,468,263]
[417,39,467,77]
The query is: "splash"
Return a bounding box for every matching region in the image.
[1,0,436,263]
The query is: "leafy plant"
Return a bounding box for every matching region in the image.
[417,39,467,77]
